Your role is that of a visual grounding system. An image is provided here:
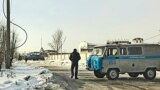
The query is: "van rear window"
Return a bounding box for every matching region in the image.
[128,47,142,55]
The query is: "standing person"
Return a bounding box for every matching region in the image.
[69,49,81,79]
[25,56,28,63]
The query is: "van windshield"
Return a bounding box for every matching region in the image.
[91,47,105,56]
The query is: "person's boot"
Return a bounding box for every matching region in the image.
[75,77,79,79]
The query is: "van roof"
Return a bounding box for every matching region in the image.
[94,43,160,48]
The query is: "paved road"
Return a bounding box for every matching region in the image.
[39,65,160,90]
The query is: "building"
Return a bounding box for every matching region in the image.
[79,41,96,53]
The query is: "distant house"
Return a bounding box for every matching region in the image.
[79,41,96,53]
[132,37,144,44]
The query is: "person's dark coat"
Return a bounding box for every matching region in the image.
[69,49,81,79]
[69,50,81,64]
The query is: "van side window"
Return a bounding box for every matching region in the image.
[107,48,117,56]
[128,47,142,55]
[120,48,127,55]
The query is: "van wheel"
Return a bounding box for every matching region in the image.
[128,73,139,78]
[94,70,105,78]
[107,69,119,80]
[143,69,156,80]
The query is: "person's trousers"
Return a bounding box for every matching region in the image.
[71,62,78,78]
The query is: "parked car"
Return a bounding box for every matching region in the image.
[25,54,45,60]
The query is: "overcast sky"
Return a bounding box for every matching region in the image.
[1,0,160,53]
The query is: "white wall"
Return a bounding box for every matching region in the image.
[47,53,91,60]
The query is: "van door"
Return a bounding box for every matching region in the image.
[102,47,119,73]
[119,47,143,73]
[107,48,119,65]
[127,46,143,72]
[119,47,134,72]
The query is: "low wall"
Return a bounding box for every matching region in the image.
[47,53,91,60]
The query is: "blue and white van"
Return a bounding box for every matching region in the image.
[86,43,160,80]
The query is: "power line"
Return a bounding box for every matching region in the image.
[144,33,160,41]
[2,0,28,48]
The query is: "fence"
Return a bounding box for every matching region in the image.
[47,53,91,60]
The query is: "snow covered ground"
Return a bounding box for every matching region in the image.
[27,59,86,69]
[0,59,86,90]
[27,59,160,80]
[0,61,63,90]
[28,59,160,90]
[2,59,160,90]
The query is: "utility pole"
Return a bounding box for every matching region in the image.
[6,0,11,69]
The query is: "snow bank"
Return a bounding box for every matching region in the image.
[0,61,62,90]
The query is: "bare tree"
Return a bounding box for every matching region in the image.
[10,30,19,66]
[0,25,5,70]
[48,29,66,54]
[0,23,19,68]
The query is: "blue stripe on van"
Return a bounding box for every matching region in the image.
[105,55,160,60]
